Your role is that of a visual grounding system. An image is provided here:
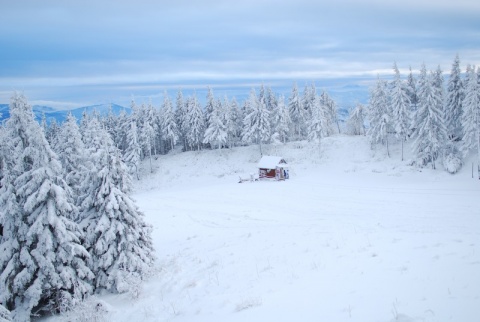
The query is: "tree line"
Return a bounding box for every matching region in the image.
[41,84,341,178]
[347,55,479,174]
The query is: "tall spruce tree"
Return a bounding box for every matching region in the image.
[272,94,291,144]
[368,77,391,156]
[0,93,93,320]
[56,113,89,210]
[203,98,227,149]
[391,62,411,160]
[412,71,447,169]
[308,95,323,143]
[242,89,270,155]
[186,94,205,151]
[79,120,154,293]
[161,92,179,151]
[406,66,419,113]
[346,103,366,136]
[445,54,464,141]
[288,82,305,140]
[461,66,480,162]
[123,120,142,179]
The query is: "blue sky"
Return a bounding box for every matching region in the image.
[0,0,479,108]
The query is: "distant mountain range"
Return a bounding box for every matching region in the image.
[0,103,130,125]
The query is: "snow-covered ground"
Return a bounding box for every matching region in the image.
[57,135,480,322]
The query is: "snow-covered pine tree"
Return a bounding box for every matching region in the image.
[175,90,188,151]
[288,82,305,140]
[161,92,179,151]
[80,109,89,137]
[461,66,480,161]
[266,86,278,111]
[445,54,464,141]
[242,89,270,155]
[346,103,366,136]
[232,97,244,146]
[406,66,419,113]
[271,94,291,144]
[40,112,48,135]
[0,93,93,320]
[319,90,337,136]
[79,120,154,293]
[103,104,118,141]
[203,98,227,150]
[302,83,316,120]
[223,96,238,148]
[46,118,60,150]
[57,113,90,210]
[391,62,411,160]
[123,120,142,179]
[368,77,391,156]
[308,95,323,143]
[186,94,205,151]
[412,63,429,134]
[114,109,129,152]
[204,87,215,132]
[412,71,447,169]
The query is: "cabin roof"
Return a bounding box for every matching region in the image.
[257,156,287,169]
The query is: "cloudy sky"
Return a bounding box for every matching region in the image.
[0,0,479,108]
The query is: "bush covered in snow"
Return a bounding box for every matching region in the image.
[59,294,110,322]
[443,144,463,174]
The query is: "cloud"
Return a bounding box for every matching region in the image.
[1,0,480,106]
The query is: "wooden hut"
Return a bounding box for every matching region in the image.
[257,156,289,180]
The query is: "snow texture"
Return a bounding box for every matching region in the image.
[47,134,480,322]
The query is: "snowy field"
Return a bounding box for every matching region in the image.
[57,135,480,322]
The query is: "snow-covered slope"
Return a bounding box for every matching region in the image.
[50,135,480,322]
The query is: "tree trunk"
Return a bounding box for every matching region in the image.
[386,135,390,158]
[401,138,404,161]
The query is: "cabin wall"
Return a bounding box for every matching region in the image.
[259,168,276,178]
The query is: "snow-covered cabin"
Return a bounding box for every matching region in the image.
[257,156,289,180]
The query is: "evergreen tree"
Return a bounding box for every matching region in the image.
[308,95,323,142]
[445,54,464,141]
[103,104,118,141]
[79,121,154,293]
[368,78,391,156]
[461,66,480,160]
[224,96,239,148]
[203,98,227,149]
[391,62,411,160]
[115,109,129,152]
[57,113,89,209]
[175,89,188,151]
[346,103,366,135]
[266,86,278,111]
[186,94,205,151]
[406,66,419,113]
[272,95,291,144]
[412,71,447,168]
[123,120,142,179]
[288,82,305,140]
[242,89,270,155]
[319,90,338,136]
[0,93,93,320]
[412,63,429,134]
[302,83,316,120]
[46,118,60,150]
[161,92,179,151]
[204,87,215,132]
